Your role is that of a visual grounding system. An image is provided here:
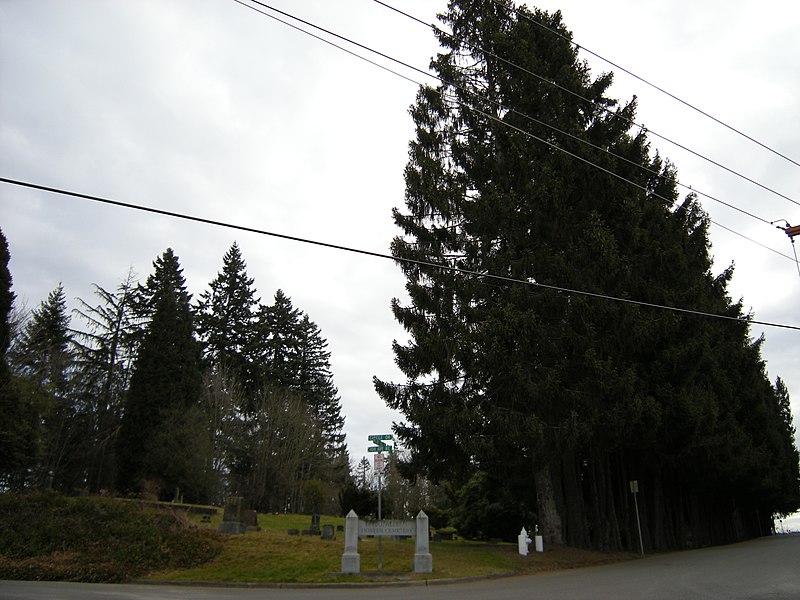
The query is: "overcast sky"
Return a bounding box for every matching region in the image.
[1,0,798,471]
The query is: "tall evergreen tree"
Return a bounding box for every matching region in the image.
[195,242,258,383]
[11,284,85,490]
[116,249,211,502]
[375,0,798,549]
[0,228,38,490]
[251,289,303,392]
[295,314,346,460]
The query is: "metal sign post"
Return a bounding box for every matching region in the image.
[369,435,393,571]
[630,480,644,556]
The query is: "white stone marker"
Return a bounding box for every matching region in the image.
[340,509,360,573]
[413,510,433,573]
[518,527,532,556]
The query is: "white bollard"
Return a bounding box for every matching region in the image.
[518,527,532,556]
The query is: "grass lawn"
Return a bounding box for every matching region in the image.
[148,511,634,584]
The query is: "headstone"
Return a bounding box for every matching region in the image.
[310,513,321,534]
[322,524,335,540]
[340,510,361,573]
[413,510,433,574]
[243,509,260,531]
[218,496,247,535]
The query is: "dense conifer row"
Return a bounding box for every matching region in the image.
[375,0,799,550]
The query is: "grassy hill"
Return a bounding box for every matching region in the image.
[0,492,223,582]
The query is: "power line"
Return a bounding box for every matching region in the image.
[235,0,796,263]
[372,0,800,209]
[230,0,420,86]
[487,0,800,169]
[1,176,798,332]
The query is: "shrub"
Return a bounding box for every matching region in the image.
[0,492,223,582]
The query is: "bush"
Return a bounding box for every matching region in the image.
[452,471,533,542]
[0,492,223,582]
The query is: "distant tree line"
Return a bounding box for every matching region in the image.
[0,234,348,512]
[375,0,800,549]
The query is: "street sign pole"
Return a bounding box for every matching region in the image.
[369,435,393,571]
[377,465,382,570]
[630,480,644,556]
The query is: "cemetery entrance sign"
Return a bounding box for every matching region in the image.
[340,509,432,574]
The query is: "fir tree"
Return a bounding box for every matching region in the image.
[250,289,303,392]
[195,242,258,383]
[116,249,211,502]
[375,0,798,550]
[11,284,84,490]
[0,228,38,489]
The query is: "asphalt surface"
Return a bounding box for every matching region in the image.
[1,534,798,599]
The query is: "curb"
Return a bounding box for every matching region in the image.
[133,573,508,589]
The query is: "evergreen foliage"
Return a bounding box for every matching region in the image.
[375,0,799,550]
[0,228,39,490]
[194,246,348,510]
[195,242,258,384]
[115,249,211,502]
[4,238,351,507]
[10,284,86,491]
[72,271,141,492]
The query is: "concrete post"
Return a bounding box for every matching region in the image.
[518,527,532,556]
[340,509,360,573]
[413,510,433,573]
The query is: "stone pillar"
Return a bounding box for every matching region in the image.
[413,510,433,573]
[340,509,360,573]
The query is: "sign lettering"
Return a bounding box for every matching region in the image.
[358,519,415,536]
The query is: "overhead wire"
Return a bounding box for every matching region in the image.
[486,0,800,170]
[2,176,798,332]
[373,0,800,209]
[372,0,776,228]
[234,0,797,264]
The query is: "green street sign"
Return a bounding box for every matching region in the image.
[368,434,393,442]
[368,445,393,453]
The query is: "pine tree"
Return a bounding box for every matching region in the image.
[296,314,346,460]
[0,228,38,489]
[11,284,84,490]
[195,242,258,383]
[116,249,211,502]
[250,289,303,392]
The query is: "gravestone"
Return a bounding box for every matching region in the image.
[243,509,260,532]
[218,496,247,535]
[321,524,335,540]
[310,513,321,534]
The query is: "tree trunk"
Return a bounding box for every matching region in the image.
[535,463,563,545]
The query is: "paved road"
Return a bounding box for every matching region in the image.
[1,534,798,600]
